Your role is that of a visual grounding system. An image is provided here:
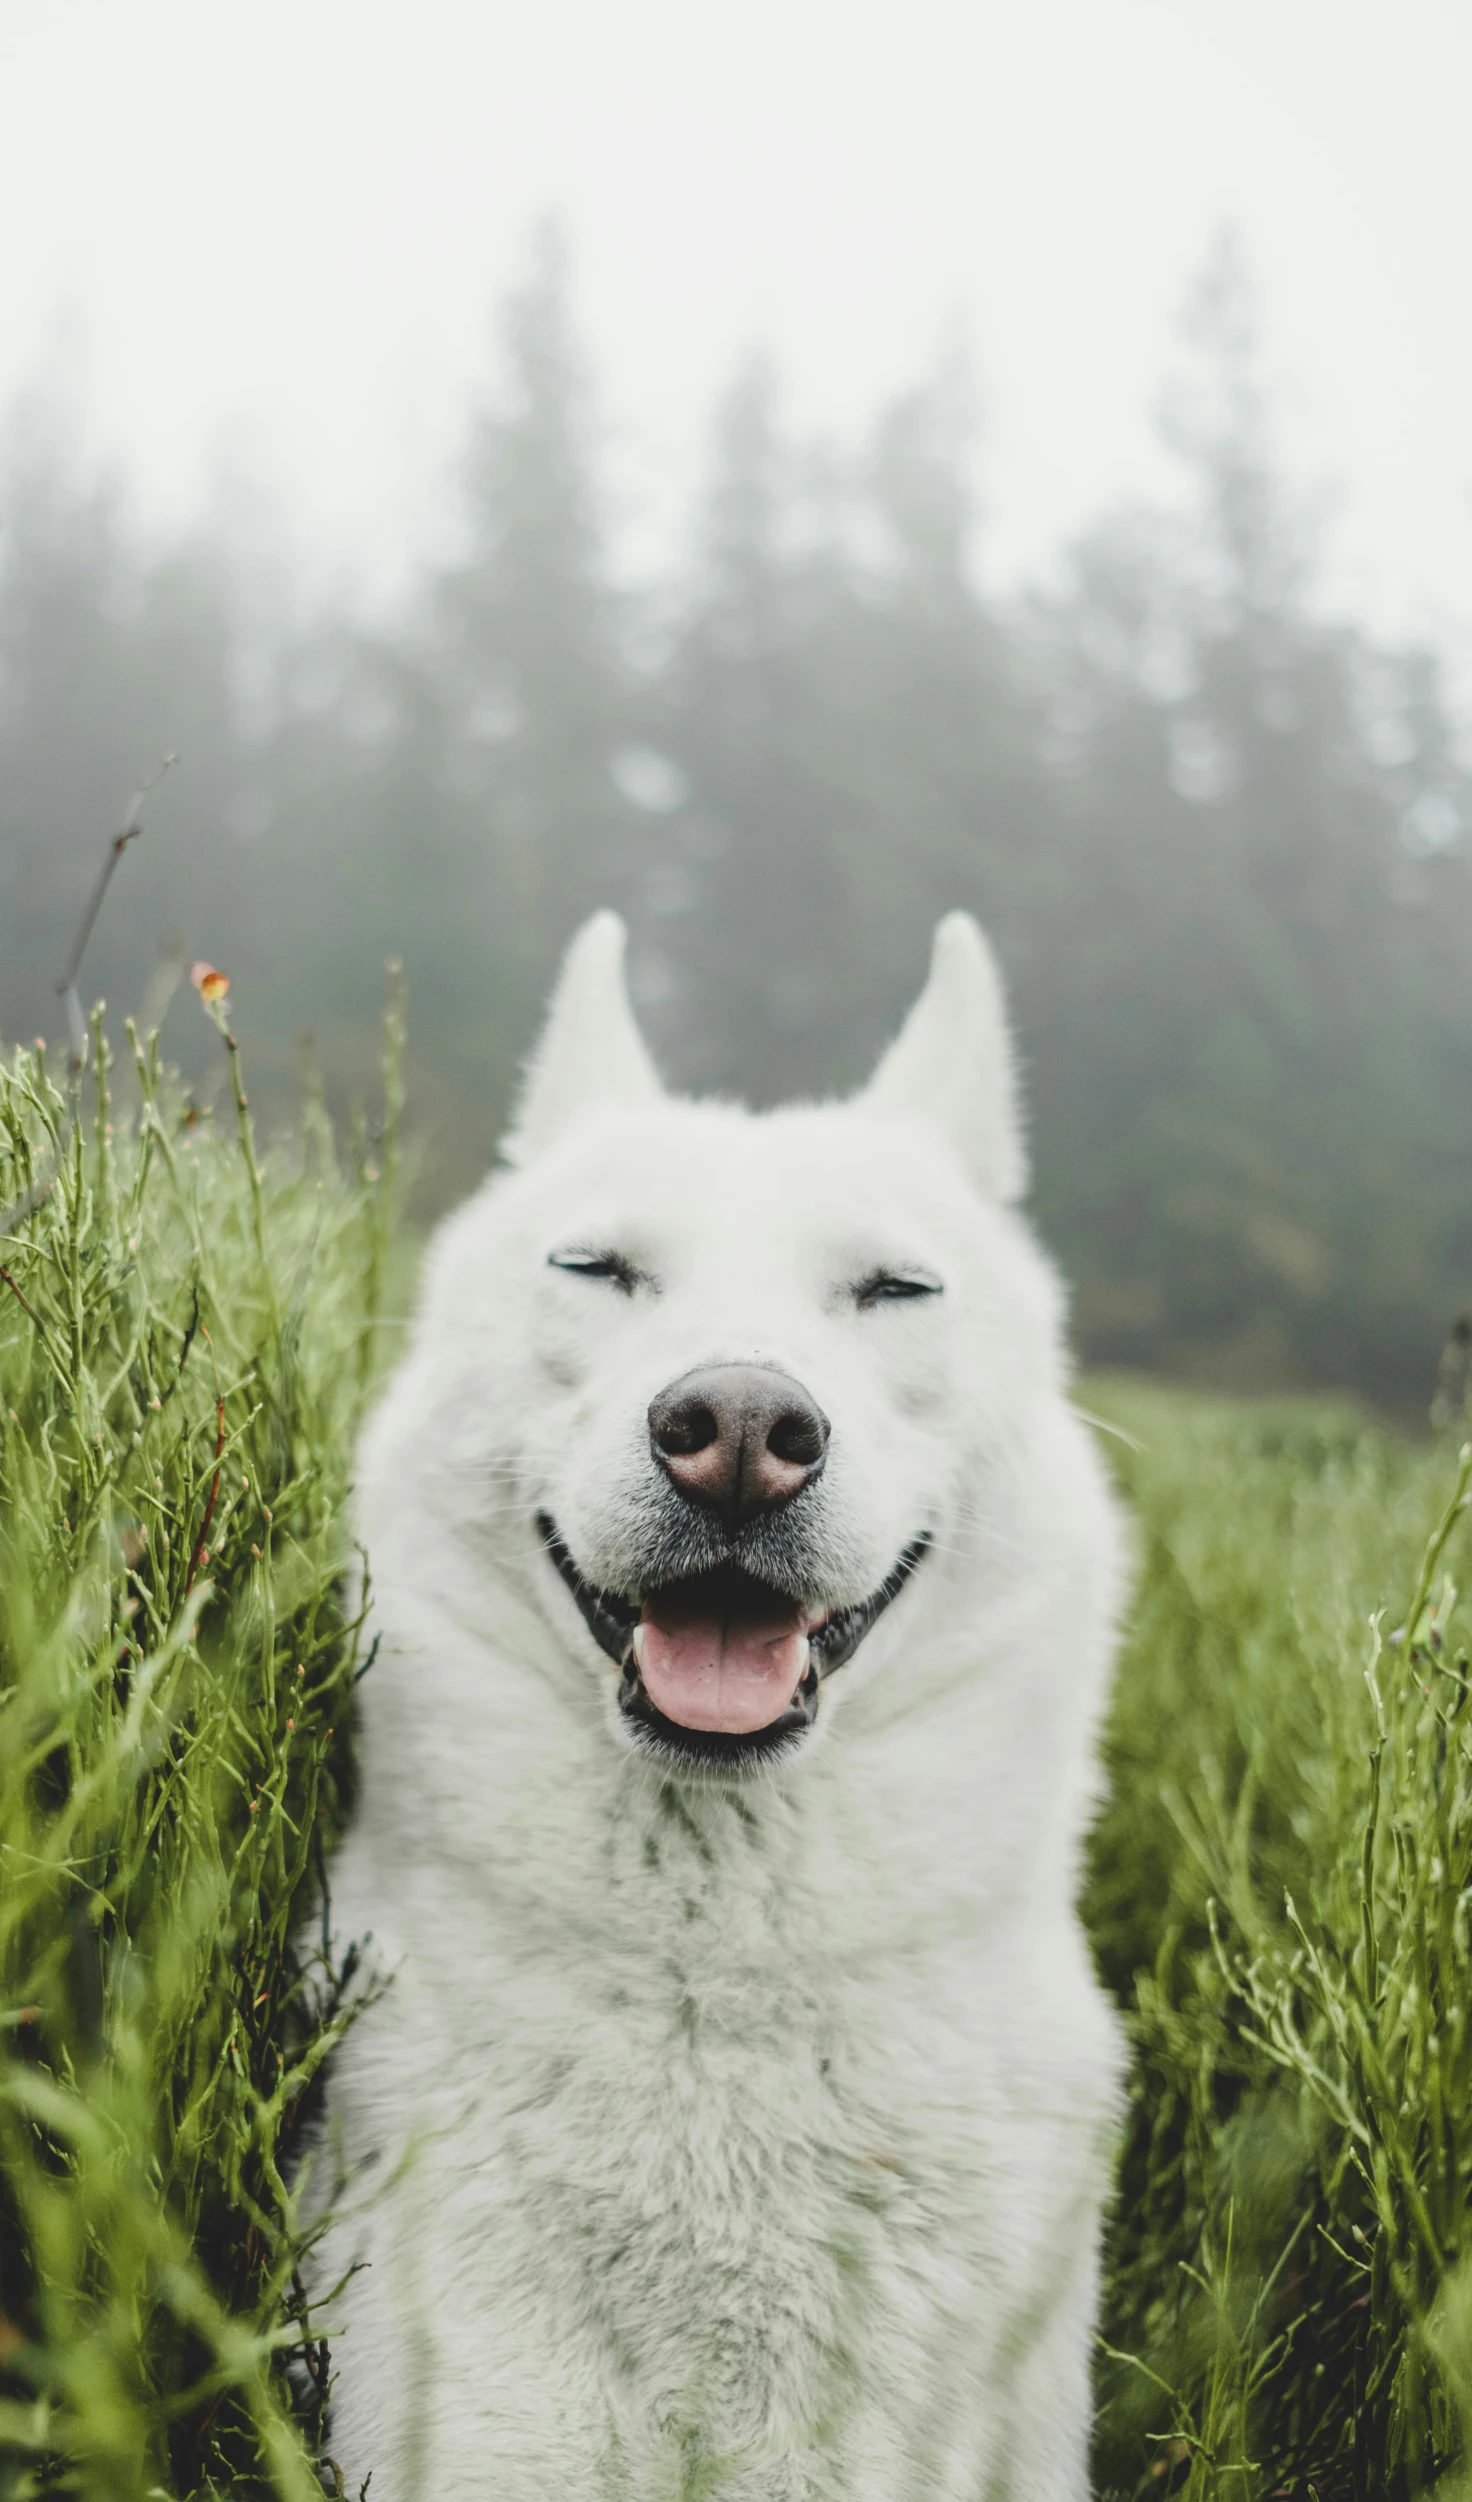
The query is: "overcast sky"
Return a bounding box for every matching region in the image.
[1,0,1468,643]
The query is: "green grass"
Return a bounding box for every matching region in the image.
[1087,1377,1472,2499]
[0,982,403,2501]
[4,1002,1472,2500]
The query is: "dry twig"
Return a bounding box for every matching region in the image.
[0,753,178,1241]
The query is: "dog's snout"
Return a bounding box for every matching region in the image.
[648,1364,830,1525]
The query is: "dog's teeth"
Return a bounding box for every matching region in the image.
[630,1622,647,1671]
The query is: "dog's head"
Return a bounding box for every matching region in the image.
[383,911,1070,1777]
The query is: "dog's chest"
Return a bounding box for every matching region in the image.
[378,1781,1042,2447]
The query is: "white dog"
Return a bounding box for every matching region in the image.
[317,911,1127,2500]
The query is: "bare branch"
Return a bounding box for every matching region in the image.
[56,752,179,1065]
[1,754,180,1238]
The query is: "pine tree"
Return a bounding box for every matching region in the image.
[435,223,636,964]
[657,353,1051,1101]
[651,362,849,1096]
[1033,236,1472,1398]
[251,229,637,1196]
[807,351,1054,1062]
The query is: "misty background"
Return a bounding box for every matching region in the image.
[3,1,1472,1410]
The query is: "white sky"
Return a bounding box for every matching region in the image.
[1,0,1469,644]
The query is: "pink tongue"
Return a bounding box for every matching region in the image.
[636,1585,811,1735]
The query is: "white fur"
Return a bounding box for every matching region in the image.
[317,914,1128,2500]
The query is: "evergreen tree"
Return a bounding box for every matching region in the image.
[800,353,1055,1062]
[439,222,634,959]
[250,229,638,1197]
[1032,239,1472,1398]
[651,362,850,1096]
[655,353,1052,1100]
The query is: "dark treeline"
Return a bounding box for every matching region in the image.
[2,235,1470,1406]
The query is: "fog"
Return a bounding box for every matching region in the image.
[2,0,1471,1409]
[4,0,1471,632]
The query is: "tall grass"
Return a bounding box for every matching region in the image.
[1088,1379,1472,2499]
[0,973,403,2501]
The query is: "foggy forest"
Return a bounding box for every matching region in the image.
[4,229,1470,1412]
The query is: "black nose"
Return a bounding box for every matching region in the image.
[648,1364,830,1527]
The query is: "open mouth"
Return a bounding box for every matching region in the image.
[536,1513,929,1768]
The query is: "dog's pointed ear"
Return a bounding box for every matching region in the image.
[859,913,1027,1201]
[501,912,662,1166]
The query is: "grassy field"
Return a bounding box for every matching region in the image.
[0,987,403,2501]
[1087,1375,1472,2500]
[3,1008,1472,2498]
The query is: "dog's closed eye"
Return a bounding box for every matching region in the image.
[548,1248,645,1294]
[854,1270,943,1310]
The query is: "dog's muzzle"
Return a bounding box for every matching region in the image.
[537,1514,929,1771]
